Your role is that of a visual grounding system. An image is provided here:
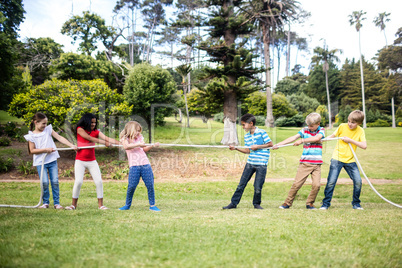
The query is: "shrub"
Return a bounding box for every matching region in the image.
[275,114,305,127]
[8,79,132,132]
[0,136,11,146]
[255,116,266,126]
[213,112,224,122]
[367,119,391,127]
[0,157,13,173]
[17,161,36,175]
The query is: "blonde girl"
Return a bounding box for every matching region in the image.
[24,112,76,209]
[119,121,160,211]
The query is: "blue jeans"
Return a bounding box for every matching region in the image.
[36,160,60,205]
[231,163,267,206]
[125,164,155,207]
[322,159,362,207]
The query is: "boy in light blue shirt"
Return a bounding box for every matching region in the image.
[223,114,273,210]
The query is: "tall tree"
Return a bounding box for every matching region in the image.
[199,0,262,145]
[0,0,25,109]
[373,12,391,47]
[175,63,192,127]
[243,0,304,127]
[349,10,367,128]
[311,45,341,128]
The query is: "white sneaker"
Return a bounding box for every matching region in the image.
[319,206,328,210]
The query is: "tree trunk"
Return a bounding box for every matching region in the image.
[324,62,332,129]
[358,30,366,128]
[183,84,190,128]
[286,23,291,77]
[392,97,396,128]
[262,23,274,128]
[221,90,239,145]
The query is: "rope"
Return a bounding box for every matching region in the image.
[348,143,402,209]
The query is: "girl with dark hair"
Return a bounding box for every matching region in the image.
[65,113,120,210]
[24,112,76,209]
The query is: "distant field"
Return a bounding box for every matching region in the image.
[0,110,24,124]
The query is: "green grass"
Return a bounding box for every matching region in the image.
[0,110,24,124]
[0,181,401,267]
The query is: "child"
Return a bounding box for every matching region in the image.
[118,121,160,212]
[223,113,273,210]
[24,112,76,209]
[65,113,120,210]
[320,110,367,210]
[273,112,325,210]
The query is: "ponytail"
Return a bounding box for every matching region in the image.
[30,112,47,131]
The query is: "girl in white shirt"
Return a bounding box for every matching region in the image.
[24,112,76,209]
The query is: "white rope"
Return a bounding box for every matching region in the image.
[348,143,402,209]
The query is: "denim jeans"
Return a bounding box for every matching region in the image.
[125,164,155,207]
[231,163,267,206]
[36,160,60,205]
[322,159,362,207]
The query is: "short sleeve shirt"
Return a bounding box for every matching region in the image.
[332,123,366,163]
[124,134,150,167]
[75,127,100,161]
[244,127,271,165]
[298,126,325,164]
[24,124,60,166]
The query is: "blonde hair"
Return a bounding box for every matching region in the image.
[305,112,321,126]
[119,121,142,140]
[348,110,364,124]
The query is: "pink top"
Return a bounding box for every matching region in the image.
[124,134,150,167]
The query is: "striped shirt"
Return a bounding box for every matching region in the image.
[245,127,271,165]
[298,126,325,164]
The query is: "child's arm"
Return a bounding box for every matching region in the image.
[98,131,121,146]
[229,145,250,154]
[143,142,159,153]
[342,137,367,150]
[121,138,147,150]
[293,134,324,146]
[250,141,274,151]
[52,131,77,149]
[77,128,111,147]
[272,134,301,149]
[28,141,54,154]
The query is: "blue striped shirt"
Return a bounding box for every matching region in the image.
[245,127,271,165]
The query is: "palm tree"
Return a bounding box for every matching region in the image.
[373,12,391,47]
[373,12,395,128]
[349,10,367,128]
[311,45,341,129]
[175,64,192,127]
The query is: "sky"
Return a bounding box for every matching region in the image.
[18,0,402,81]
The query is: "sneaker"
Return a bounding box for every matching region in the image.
[119,205,131,210]
[222,203,237,209]
[39,204,49,209]
[279,203,290,209]
[306,204,317,210]
[254,204,264,209]
[319,206,329,210]
[149,206,161,212]
[353,204,364,210]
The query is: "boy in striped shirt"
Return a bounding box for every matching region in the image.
[273,113,325,210]
[223,113,273,210]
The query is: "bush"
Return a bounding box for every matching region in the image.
[275,114,305,127]
[255,116,266,126]
[8,79,132,132]
[17,161,36,175]
[367,119,391,127]
[0,136,11,146]
[213,112,224,122]
[0,157,13,173]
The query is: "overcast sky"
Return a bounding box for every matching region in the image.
[19,0,402,79]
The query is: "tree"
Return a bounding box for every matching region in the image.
[311,45,341,128]
[123,63,177,141]
[0,0,25,109]
[175,63,192,127]
[349,10,367,128]
[274,78,301,96]
[18,37,64,85]
[243,0,305,127]
[8,79,132,136]
[243,91,297,118]
[287,92,320,116]
[61,11,114,56]
[373,12,391,47]
[198,0,262,145]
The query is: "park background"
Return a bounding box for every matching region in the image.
[1,0,401,267]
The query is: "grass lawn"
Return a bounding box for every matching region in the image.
[0,181,401,267]
[0,110,24,124]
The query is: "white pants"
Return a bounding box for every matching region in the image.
[73,160,103,199]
